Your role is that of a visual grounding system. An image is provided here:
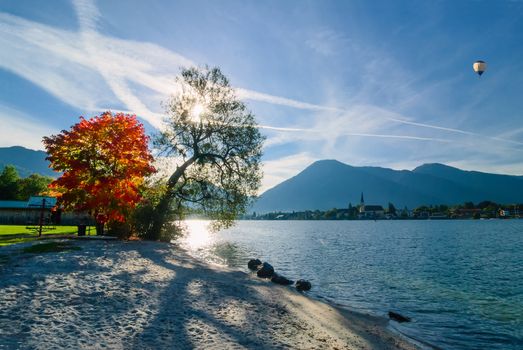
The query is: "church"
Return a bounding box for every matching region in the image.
[358,193,385,219]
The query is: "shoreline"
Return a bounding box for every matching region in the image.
[0,239,420,349]
[186,250,434,350]
[318,300,434,350]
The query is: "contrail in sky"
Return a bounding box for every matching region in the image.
[2,0,521,149]
[258,125,453,143]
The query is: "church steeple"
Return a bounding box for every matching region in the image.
[360,192,364,206]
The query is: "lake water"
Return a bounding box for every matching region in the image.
[181,220,523,350]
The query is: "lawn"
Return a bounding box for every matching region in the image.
[0,225,89,247]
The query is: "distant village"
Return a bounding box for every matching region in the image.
[1,192,522,225]
[247,193,522,221]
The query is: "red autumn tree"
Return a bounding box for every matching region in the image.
[43,112,155,234]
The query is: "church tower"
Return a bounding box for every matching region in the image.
[360,192,365,213]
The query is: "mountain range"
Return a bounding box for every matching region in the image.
[2,146,522,212]
[253,160,523,213]
[0,146,55,178]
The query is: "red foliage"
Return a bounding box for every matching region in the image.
[43,112,155,223]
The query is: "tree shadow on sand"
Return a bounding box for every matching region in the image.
[129,242,409,350]
[0,240,408,349]
[131,243,298,349]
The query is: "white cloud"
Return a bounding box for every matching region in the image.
[72,0,100,32]
[0,9,191,129]
[448,160,523,176]
[0,13,112,111]
[259,104,456,152]
[261,153,317,193]
[1,0,522,191]
[0,106,57,150]
[0,3,516,145]
[236,88,338,112]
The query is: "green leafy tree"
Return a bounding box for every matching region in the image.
[0,165,53,200]
[348,202,358,219]
[323,208,337,220]
[414,205,429,213]
[18,174,53,200]
[0,165,21,200]
[477,200,496,209]
[436,204,449,213]
[387,202,397,215]
[463,201,475,209]
[146,67,264,240]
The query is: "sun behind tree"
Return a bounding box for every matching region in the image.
[145,66,264,240]
[43,112,155,235]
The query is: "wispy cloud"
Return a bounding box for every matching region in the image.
[0,106,56,150]
[72,0,100,32]
[0,8,191,129]
[236,88,338,112]
[305,28,348,56]
[261,153,317,192]
[259,124,453,143]
[1,2,518,147]
[1,0,521,192]
[244,87,523,148]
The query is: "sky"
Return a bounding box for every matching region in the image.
[1,0,523,192]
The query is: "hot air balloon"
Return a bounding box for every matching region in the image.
[473,60,487,76]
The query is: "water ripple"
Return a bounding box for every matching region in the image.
[181,220,523,350]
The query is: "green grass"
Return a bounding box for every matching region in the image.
[23,241,81,254]
[0,225,82,247]
[0,225,79,235]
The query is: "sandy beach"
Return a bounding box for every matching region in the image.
[0,239,419,349]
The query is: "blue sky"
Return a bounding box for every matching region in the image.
[1,0,523,192]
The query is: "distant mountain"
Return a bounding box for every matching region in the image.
[0,146,56,178]
[252,160,523,213]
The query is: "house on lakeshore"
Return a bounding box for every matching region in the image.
[498,208,512,218]
[0,196,92,225]
[358,193,385,219]
[450,208,482,219]
[428,212,448,219]
[399,207,414,218]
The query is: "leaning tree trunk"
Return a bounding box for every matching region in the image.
[146,195,173,240]
[146,157,196,240]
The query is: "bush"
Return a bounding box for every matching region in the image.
[131,201,184,242]
[106,221,133,239]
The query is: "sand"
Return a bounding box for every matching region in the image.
[0,240,419,349]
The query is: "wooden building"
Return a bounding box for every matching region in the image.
[0,196,92,225]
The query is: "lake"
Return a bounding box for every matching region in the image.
[181,220,523,350]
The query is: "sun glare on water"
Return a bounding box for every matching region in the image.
[183,220,214,250]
